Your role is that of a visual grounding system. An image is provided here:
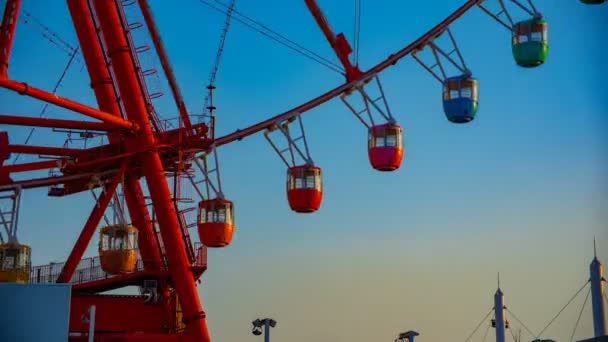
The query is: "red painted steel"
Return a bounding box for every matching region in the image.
[0,114,117,131]
[91,1,210,340]
[0,131,9,163]
[0,168,115,190]
[7,144,82,157]
[0,159,63,173]
[57,161,128,283]
[96,334,181,342]
[0,169,116,190]
[67,0,163,272]
[137,0,193,134]
[123,174,163,270]
[0,0,21,79]
[69,294,170,335]
[214,0,482,147]
[0,79,137,130]
[304,0,361,81]
[0,131,9,183]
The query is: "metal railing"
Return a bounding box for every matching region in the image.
[30,243,207,285]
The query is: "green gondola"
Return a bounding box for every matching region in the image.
[512,17,549,68]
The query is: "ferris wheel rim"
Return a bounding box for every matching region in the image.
[214,0,483,148]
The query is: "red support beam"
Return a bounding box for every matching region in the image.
[0,0,21,79]
[7,144,81,157]
[138,0,193,135]
[68,0,162,271]
[0,79,137,130]
[0,114,118,131]
[124,174,163,270]
[56,161,127,283]
[92,1,209,340]
[304,0,361,81]
[0,159,63,173]
[0,169,115,191]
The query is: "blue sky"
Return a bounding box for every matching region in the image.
[1,0,607,341]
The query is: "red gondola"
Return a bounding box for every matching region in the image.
[197,198,234,248]
[368,123,404,171]
[287,165,323,213]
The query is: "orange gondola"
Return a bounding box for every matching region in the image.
[197,198,234,248]
[287,164,323,213]
[98,224,138,275]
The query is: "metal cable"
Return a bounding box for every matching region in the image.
[210,0,344,70]
[197,0,344,74]
[537,280,590,337]
[465,308,494,342]
[603,284,608,309]
[201,0,235,114]
[11,48,80,164]
[569,287,591,342]
[508,325,518,342]
[21,9,80,58]
[353,0,361,66]
[505,307,537,338]
[481,323,491,342]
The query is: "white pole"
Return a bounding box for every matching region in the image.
[88,305,96,342]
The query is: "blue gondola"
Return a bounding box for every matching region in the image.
[442,75,478,124]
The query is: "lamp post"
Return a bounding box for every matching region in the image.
[395,330,419,342]
[252,318,276,342]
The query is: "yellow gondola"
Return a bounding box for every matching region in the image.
[0,242,31,283]
[99,224,138,275]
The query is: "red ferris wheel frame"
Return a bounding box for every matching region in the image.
[0,0,544,341]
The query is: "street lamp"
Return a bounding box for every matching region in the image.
[395,330,419,342]
[252,318,276,342]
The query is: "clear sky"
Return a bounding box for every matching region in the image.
[1,0,607,341]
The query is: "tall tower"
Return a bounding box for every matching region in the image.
[590,240,607,337]
[491,274,511,342]
[494,286,507,342]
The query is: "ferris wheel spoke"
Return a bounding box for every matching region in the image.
[0,79,136,130]
[264,114,314,168]
[192,148,224,200]
[412,26,472,83]
[341,74,397,129]
[0,114,118,132]
[484,0,516,29]
[0,0,21,79]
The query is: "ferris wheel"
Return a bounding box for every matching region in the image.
[0,0,601,341]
